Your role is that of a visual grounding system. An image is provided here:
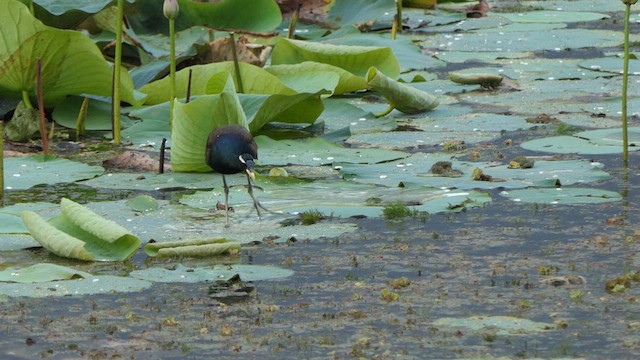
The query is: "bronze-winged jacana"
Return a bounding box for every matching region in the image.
[205,124,269,226]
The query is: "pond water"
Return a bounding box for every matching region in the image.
[3,1,640,359]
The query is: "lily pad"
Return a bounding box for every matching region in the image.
[0,263,92,283]
[0,202,57,234]
[326,0,394,27]
[130,264,294,283]
[339,153,610,190]
[366,67,439,114]
[521,128,640,155]
[256,136,408,166]
[500,188,622,204]
[500,11,609,24]
[0,275,152,298]
[4,155,104,190]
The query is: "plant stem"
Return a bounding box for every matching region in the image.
[112,0,124,145]
[169,16,176,132]
[396,0,402,34]
[36,58,49,155]
[0,118,3,206]
[374,104,395,117]
[622,2,632,165]
[287,1,301,39]
[229,32,244,93]
[21,90,33,109]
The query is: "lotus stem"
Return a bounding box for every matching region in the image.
[168,15,176,131]
[186,69,193,103]
[622,2,635,165]
[112,0,124,145]
[159,138,167,174]
[229,32,244,93]
[374,104,395,117]
[36,58,49,155]
[76,96,89,141]
[21,90,33,109]
[287,1,301,39]
[395,0,402,35]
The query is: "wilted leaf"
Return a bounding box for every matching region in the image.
[366,67,439,114]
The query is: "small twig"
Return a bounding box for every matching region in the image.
[159,138,167,174]
[229,32,244,93]
[186,69,193,103]
[36,58,49,155]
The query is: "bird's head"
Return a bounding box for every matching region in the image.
[239,154,256,180]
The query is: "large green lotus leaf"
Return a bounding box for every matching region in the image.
[121,102,171,148]
[498,59,603,81]
[500,11,609,23]
[130,27,212,87]
[247,92,325,133]
[171,76,246,172]
[130,264,293,283]
[265,62,368,95]
[0,275,151,298]
[52,96,134,130]
[421,29,638,53]
[129,0,281,34]
[0,0,138,105]
[31,0,133,28]
[21,198,141,261]
[82,172,215,190]
[271,38,400,79]
[4,155,104,190]
[180,180,490,218]
[326,0,394,27]
[0,202,57,234]
[418,15,513,34]
[140,62,295,104]
[144,238,241,257]
[255,136,408,166]
[432,316,551,336]
[0,263,92,283]
[339,153,610,190]
[366,67,439,114]
[521,128,640,154]
[500,187,621,205]
[323,29,446,72]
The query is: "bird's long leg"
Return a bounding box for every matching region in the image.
[245,173,281,217]
[222,174,230,227]
[245,172,262,220]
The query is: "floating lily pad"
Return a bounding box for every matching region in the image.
[179,180,491,218]
[256,136,408,166]
[130,264,294,283]
[0,234,40,251]
[4,155,104,190]
[432,316,552,336]
[521,128,640,154]
[500,187,621,204]
[0,275,152,298]
[500,11,609,24]
[0,202,57,234]
[339,153,609,190]
[0,263,92,283]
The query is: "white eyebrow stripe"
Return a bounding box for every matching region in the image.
[239,155,246,164]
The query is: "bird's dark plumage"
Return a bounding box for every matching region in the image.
[205,124,258,175]
[205,124,271,226]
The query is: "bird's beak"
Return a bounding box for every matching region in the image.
[246,168,256,181]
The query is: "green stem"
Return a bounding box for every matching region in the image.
[36,58,49,155]
[229,32,244,93]
[169,17,176,132]
[622,3,631,165]
[112,0,123,145]
[396,0,402,34]
[287,2,301,39]
[374,104,395,117]
[21,90,33,109]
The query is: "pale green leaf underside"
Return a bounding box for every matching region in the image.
[144,238,241,257]
[0,263,92,283]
